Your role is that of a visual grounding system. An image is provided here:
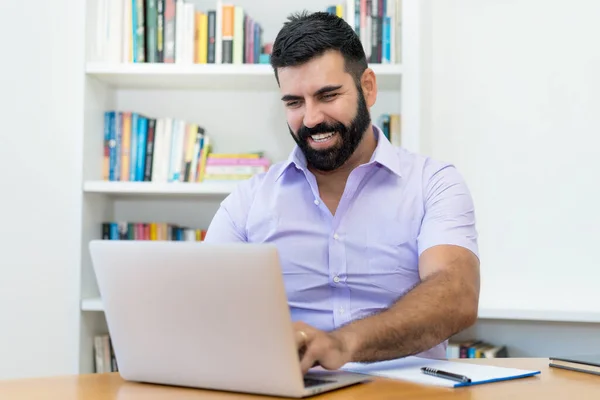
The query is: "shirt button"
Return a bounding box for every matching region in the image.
[333,276,340,283]
[314,199,319,205]
[339,308,345,314]
[333,233,339,240]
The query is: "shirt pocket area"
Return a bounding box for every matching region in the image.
[366,220,420,295]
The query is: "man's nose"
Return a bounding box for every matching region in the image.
[302,102,325,129]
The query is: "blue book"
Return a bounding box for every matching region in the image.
[383,16,391,64]
[109,223,119,240]
[131,0,138,62]
[136,116,148,182]
[254,24,260,64]
[106,111,116,181]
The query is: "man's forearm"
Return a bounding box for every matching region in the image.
[332,266,479,362]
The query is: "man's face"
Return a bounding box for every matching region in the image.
[277,51,371,172]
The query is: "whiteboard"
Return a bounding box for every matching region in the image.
[426,0,600,322]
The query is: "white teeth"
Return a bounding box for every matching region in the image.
[311,132,335,142]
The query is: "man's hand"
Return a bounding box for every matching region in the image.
[293,321,353,375]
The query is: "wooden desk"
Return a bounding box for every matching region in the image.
[1,358,599,399]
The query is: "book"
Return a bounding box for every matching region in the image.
[446,339,509,359]
[549,355,600,376]
[340,356,540,388]
[102,110,270,183]
[93,0,266,65]
[94,334,117,373]
[102,221,206,241]
[325,0,401,64]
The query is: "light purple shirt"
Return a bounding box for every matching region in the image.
[204,126,479,359]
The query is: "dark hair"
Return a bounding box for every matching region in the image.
[270,11,368,86]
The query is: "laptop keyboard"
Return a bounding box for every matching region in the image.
[304,377,333,387]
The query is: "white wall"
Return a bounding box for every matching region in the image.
[428,0,600,351]
[0,0,83,379]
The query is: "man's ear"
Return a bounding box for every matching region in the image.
[360,68,378,108]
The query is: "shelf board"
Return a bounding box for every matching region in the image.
[83,181,240,196]
[81,298,103,312]
[85,62,403,91]
[80,297,600,324]
[478,308,600,324]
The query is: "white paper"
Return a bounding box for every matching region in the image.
[340,356,540,388]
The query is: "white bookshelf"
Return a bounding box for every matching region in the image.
[81,298,104,312]
[77,0,424,375]
[83,180,241,196]
[81,296,600,324]
[86,63,403,91]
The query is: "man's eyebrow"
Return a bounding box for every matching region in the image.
[280,85,344,102]
[313,85,343,97]
[281,94,303,102]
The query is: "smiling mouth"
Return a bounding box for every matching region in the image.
[310,132,335,143]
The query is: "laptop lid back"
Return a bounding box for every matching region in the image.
[89,240,306,396]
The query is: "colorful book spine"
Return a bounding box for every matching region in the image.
[102,222,207,241]
[325,0,399,64]
[101,110,270,183]
[376,112,401,145]
[145,0,158,62]
[95,0,269,64]
[134,0,146,62]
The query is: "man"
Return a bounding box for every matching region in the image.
[203,11,480,375]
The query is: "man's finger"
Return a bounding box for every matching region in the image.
[300,346,317,375]
[300,338,328,374]
[295,330,309,350]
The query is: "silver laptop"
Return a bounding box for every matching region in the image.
[89,240,369,397]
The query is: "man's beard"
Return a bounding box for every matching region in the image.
[288,89,371,172]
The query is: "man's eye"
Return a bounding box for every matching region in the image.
[286,101,300,108]
[322,93,338,100]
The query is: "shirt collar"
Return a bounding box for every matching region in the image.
[368,124,403,177]
[275,124,402,181]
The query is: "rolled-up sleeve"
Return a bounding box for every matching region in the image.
[417,161,479,258]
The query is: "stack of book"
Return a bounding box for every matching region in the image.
[93,0,267,65]
[325,0,402,64]
[446,340,509,359]
[94,334,117,373]
[102,221,206,241]
[203,152,270,181]
[549,354,600,376]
